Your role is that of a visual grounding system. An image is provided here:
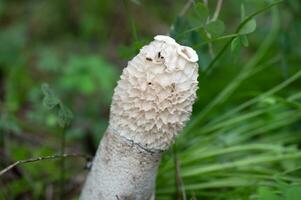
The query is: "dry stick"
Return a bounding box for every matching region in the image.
[179,0,194,17]
[173,145,186,200]
[0,154,91,177]
[207,0,224,58]
[59,128,66,200]
[212,0,224,21]
[176,159,186,200]
[0,128,9,200]
[169,0,194,36]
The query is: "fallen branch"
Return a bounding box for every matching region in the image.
[0,153,91,177]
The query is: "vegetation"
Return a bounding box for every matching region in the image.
[0,0,301,199]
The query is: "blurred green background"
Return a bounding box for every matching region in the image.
[0,0,301,199]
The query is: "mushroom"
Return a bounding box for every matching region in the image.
[80,35,199,200]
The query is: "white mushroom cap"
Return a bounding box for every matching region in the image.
[177,45,199,62]
[154,35,177,45]
[109,35,199,151]
[154,35,199,63]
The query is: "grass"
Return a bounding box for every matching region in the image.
[156,2,301,199]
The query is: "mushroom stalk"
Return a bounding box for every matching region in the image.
[80,35,199,200]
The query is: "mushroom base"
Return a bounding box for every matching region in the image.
[80,129,161,200]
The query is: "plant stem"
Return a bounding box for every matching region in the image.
[173,144,186,200]
[123,0,138,42]
[212,0,224,21]
[59,128,66,200]
[206,0,283,73]
[179,0,194,17]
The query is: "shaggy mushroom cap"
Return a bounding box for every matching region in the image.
[109,35,199,151]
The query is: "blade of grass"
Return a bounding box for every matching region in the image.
[209,70,301,127]
[161,143,287,172]
[236,112,301,143]
[181,152,301,177]
[157,178,253,194]
[181,144,287,164]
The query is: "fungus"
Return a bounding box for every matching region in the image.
[80,35,199,200]
[177,45,199,63]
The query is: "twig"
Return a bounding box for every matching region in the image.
[123,0,139,41]
[59,128,66,199]
[0,153,91,177]
[207,0,224,58]
[45,184,54,200]
[207,40,215,58]
[212,0,224,21]
[179,0,194,17]
[173,145,186,200]
[191,192,197,200]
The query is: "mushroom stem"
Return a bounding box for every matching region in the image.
[80,129,160,200]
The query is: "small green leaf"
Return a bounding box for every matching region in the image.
[46,114,57,127]
[206,20,225,38]
[240,35,249,47]
[41,83,60,110]
[198,28,210,40]
[231,37,241,54]
[41,83,73,128]
[57,104,73,128]
[43,96,60,110]
[239,18,257,35]
[0,114,21,134]
[194,2,209,25]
